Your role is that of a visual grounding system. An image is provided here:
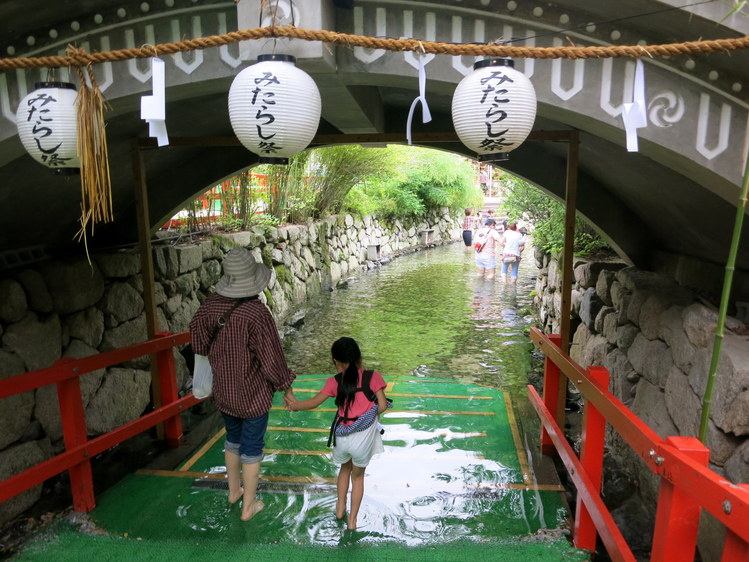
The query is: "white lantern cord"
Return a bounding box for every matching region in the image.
[622,59,648,152]
[140,58,169,147]
[406,54,432,146]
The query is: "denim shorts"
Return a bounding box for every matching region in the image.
[222,411,268,464]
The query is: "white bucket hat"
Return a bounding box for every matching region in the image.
[215,248,272,298]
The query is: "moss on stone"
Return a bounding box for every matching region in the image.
[317,224,331,267]
[263,288,274,309]
[274,264,292,287]
[261,245,273,268]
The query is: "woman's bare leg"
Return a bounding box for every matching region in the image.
[225,450,243,504]
[240,462,264,521]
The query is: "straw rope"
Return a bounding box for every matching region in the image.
[6,23,746,247]
[70,46,113,250]
[0,25,748,70]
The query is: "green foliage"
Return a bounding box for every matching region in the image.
[400,147,480,209]
[260,153,316,224]
[344,146,482,218]
[176,146,483,228]
[501,174,612,257]
[310,145,397,217]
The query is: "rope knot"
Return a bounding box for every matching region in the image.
[65,45,90,66]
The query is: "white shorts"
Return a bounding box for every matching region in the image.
[476,252,497,270]
[332,420,384,467]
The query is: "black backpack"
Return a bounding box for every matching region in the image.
[327,370,389,447]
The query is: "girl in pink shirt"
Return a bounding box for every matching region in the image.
[286,337,388,529]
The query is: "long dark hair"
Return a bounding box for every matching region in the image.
[331,337,362,416]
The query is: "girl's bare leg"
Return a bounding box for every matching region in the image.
[347,465,366,530]
[336,460,352,519]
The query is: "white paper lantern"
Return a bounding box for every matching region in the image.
[16,81,80,172]
[452,58,537,162]
[228,54,321,164]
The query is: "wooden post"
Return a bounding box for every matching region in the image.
[155,332,185,448]
[651,436,710,561]
[132,141,163,438]
[721,529,749,561]
[55,359,95,512]
[541,334,563,455]
[574,366,609,551]
[560,130,579,354]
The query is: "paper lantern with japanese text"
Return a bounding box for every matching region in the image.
[452,58,536,162]
[228,54,321,164]
[16,82,80,172]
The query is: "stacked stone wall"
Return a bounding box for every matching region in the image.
[0,209,459,524]
[534,249,749,559]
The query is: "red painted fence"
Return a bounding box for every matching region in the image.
[0,331,197,512]
[3,326,749,560]
[529,327,749,561]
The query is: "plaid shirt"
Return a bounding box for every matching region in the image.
[462,216,474,230]
[189,294,295,419]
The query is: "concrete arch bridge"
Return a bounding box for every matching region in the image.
[0,0,748,298]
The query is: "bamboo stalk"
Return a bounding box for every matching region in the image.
[698,113,749,443]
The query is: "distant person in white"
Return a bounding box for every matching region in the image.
[500,222,525,283]
[474,219,502,280]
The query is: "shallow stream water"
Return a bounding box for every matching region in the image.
[283,241,539,393]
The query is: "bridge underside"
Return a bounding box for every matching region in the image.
[0,0,747,298]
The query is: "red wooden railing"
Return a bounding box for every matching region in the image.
[0,331,197,512]
[529,328,749,561]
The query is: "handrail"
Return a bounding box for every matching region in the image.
[528,385,635,562]
[0,393,200,504]
[531,328,661,466]
[529,327,749,560]
[0,332,190,398]
[0,330,197,512]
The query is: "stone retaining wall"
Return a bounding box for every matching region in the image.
[0,209,459,524]
[533,249,749,559]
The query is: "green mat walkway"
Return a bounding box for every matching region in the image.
[15,376,588,561]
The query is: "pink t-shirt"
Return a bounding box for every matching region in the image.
[321,370,386,426]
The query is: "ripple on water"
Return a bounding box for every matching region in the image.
[263,244,557,545]
[284,244,537,392]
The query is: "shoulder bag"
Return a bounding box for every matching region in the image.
[193,298,250,399]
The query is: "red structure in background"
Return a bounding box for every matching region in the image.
[529,327,749,561]
[161,173,271,230]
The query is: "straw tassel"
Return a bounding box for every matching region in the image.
[69,46,113,245]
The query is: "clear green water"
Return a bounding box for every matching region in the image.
[16,241,589,561]
[284,243,538,392]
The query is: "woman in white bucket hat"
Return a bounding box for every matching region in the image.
[190,247,296,521]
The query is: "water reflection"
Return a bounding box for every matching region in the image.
[174,243,563,548]
[285,244,537,392]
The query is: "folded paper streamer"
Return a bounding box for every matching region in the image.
[406,54,432,145]
[622,59,647,152]
[140,58,169,146]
